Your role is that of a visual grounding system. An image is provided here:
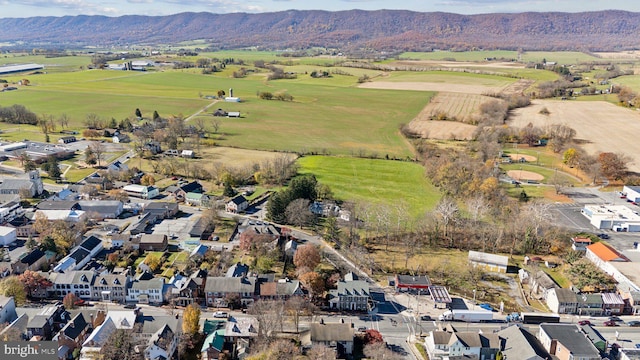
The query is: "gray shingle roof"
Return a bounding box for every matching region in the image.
[497,325,550,360]
[310,322,354,342]
[204,276,256,293]
[540,324,600,357]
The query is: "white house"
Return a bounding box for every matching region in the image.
[0,226,17,246]
[34,209,87,222]
[226,195,248,213]
[546,288,578,314]
[123,185,159,200]
[127,272,164,304]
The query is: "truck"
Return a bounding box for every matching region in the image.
[438,310,493,323]
[520,312,560,324]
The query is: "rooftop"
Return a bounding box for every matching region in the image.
[540,324,600,357]
[587,242,628,262]
[310,322,354,342]
[468,250,509,266]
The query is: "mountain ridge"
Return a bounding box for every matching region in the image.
[1,10,639,51]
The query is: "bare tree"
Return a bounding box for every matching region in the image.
[434,197,459,246]
[307,344,335,360]
[285,198,313,228]
[364,342,404,360]
[58,113,70,129]
[88,141,106,167]
[211,118,221,133]
[248,300,285,342]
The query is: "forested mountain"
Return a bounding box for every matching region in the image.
[1,10,639,51]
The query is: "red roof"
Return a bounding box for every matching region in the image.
[587,242,628,262]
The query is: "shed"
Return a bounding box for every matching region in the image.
[468,251,508,273]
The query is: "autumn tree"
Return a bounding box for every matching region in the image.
[182,303,201,336]
[519,122,541,147]
[598,152,630,180]
[306,344,335,360]
[63,292,79,309]
[107,189,129,202]
[618,85,637,106]
[293,244,321,270]
[299,271,325,298]
[140,174,155,186]
[563,148,578,167]
[0,276,26,305]
[19,270,52,298]
[364,329,384,344]
[144,256,162,273]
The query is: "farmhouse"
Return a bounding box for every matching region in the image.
[226,195,248,213]
[468,250,509,273]
[581,204,640,232]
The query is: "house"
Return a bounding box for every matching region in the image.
[546,288,578,314]
[0,171,43,198]
[189,216,215,240]
[185,192,211,207]
[127,271,164,304]
[226,195,248,213]
[168,274,202,307]
[571,237,592,251]
[213,109,228,117]
[468,251,508,273]
[26,303,67,340]
[577,293,604,316]
[109,233,129,248]
[201,329,225,360]
[55,313,92,360]
[58,136,77,144]
[0,295,17,325]
[394,274,432,293]
[53,235,103,272]
[139,234,168,251]
[529,270,558,300]
[497,325,550,360]
[447,332,501,360]
[11,248,47,274]
[107,160,129,173]
[0,199,24,224]
[145,323,177,360]
[0,226,17,246]
[128,212,157,236]
[538,324,600,360]
[91,273,129,303]
[308,320,354,356]
[143,201,179,219]
[123,184,159,200]
[226,262,250,278]
[49,271,96,300]
[165,181,203,202]
[84,174,113,190]
[224,316,258,359]
[621,290,640,315]
[258,278,305,300]
[284,239,298,258]
[204,276,257,308]
[601,292,625,315]
[329,272,371,311]
[112,133,129,143]
[580,324,607,354]
[143,141,162,154]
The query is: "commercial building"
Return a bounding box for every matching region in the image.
[581,204,640,232]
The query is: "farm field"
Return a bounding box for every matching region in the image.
[297,156,441,218]
[408,91,494,127]
[509,100,640,173]
[397,51,602,64]
[359,71,515,94]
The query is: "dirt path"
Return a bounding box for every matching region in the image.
[184,99,220,122]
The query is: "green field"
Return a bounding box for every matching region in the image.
[297,156,441,217]
[397,51,601,64]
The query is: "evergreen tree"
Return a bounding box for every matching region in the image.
[42,155,61,180]
[223,182,236,197]
[153,110,160,121]
[135,108,142,118]
[266,191,288,224]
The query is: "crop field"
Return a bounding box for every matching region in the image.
[397,51,601,64]
[359,71,515,94]
[510,100,640,173]
[297,156,441,218]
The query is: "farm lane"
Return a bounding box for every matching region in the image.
[184,99,220,122]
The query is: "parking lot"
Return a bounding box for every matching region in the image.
[552,187,640,251]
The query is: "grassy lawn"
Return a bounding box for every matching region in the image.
[297,156,441,218]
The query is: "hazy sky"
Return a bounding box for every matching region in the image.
[0,0,638,18]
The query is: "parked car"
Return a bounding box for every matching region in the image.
[213,311,228,318]
[628,321,640,327]
[420,315,432,321]
[604,320,618,327]
[597,233,610,239]
[609,316,623,322]
[124,304,137,309]
[357,326,367,332]
[578,320,592,326]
